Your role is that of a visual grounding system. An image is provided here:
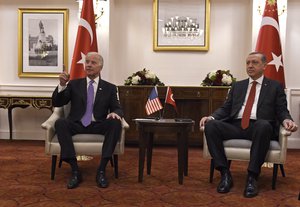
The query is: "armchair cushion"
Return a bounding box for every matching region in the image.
[223,139,280,150]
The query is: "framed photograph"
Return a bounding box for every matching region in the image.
[153,0,210,51]
[18,8,68,78]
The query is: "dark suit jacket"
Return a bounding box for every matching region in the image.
[212,77,292,127]
[52,78,123,122]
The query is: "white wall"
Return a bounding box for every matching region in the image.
[110,0,252,86]
[284,0,300,148]
[0,0,78,140]
[0,0,300,148]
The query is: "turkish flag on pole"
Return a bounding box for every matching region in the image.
[165,86,177,112]
[255,0,285,88]
[70,0,98,80]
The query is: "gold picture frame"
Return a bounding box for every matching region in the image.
[153,0,210,51]
[18,8,68,78]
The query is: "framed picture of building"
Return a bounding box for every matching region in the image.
[153,0,210,51]
[18,8,68,78]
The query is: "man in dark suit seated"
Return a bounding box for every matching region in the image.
[52,52,123,189]
[199,52,298,198]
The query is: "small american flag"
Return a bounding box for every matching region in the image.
[145,87,163,115]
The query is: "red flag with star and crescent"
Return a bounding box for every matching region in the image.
[255,0,285,88]
[70,0,98,80]
[165,86,177,112]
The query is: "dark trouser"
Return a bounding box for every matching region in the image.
[55,118,122,161]
[204,119,273,175]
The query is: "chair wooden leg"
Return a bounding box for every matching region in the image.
[58,157,62,168]
[113,155,119,178]
[51,155,57,180]
[279,164,285,177]
[209,159,214,183]
[272,163,278,190]
[228,160,232,169]
[110,156,114,167]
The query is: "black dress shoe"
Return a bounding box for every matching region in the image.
[244,176,258,198]
[217,171,233,193]
[67,171,82,189]
[96,171,108,188]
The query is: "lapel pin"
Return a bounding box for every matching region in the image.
[99,88,102,91]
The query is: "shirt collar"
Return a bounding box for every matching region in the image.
[249,75,263,85]
[86,76,99,86]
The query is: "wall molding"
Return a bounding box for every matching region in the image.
[0,84,56,96]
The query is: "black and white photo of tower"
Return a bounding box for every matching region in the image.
[28,19,58,66]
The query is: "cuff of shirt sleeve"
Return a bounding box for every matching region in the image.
[209,116,215,120]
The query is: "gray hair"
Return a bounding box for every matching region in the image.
[86,52,104,68]
[249,51,267,64]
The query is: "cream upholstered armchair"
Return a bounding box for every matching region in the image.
[41,104,129,180]
[201,125,292,189]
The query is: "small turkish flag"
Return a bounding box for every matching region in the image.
[255,0,285,88]
[70,0,98,80]
[165,86,177,112]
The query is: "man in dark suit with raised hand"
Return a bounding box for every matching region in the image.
[199,52,297,198]
[52,52,123,189]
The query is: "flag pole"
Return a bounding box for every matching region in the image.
[161,86,169,119]
[155,86,161,120]
[158,109,162,120]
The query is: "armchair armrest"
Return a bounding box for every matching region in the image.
[200,126,204,132]
[41,107,64,143]
[118,118,129,154]
[41,107,64,130]
[278,125,292,151]
[121,118,129,130]
[277,125,292,164]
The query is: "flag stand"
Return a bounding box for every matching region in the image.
[158,109,162,120]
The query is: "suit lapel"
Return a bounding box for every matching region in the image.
[94,79,104,106]
[79,79,87,106]
[239,79,249,103]
[257,77,269,108]
[230,79,248,118]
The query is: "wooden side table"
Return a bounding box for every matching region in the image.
[0,95,52,140]
[134,118,194,184]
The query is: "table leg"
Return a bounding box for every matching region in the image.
[8,105,29,141]
[8,107,13,141]
[147,132,154,175]
[183,130,189,176]
[177,131,185,185]
[138,127,146,182]
[177,128,189,184]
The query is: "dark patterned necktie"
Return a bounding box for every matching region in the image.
[81,80,94,127]
[241,81,257,129]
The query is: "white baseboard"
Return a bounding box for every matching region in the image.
[287,137,300,149]
[0,131,44,141]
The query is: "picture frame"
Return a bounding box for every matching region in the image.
[153,0,210,51]
[18,8,68,78]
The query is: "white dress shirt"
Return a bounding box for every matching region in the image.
[236,76,264,120]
